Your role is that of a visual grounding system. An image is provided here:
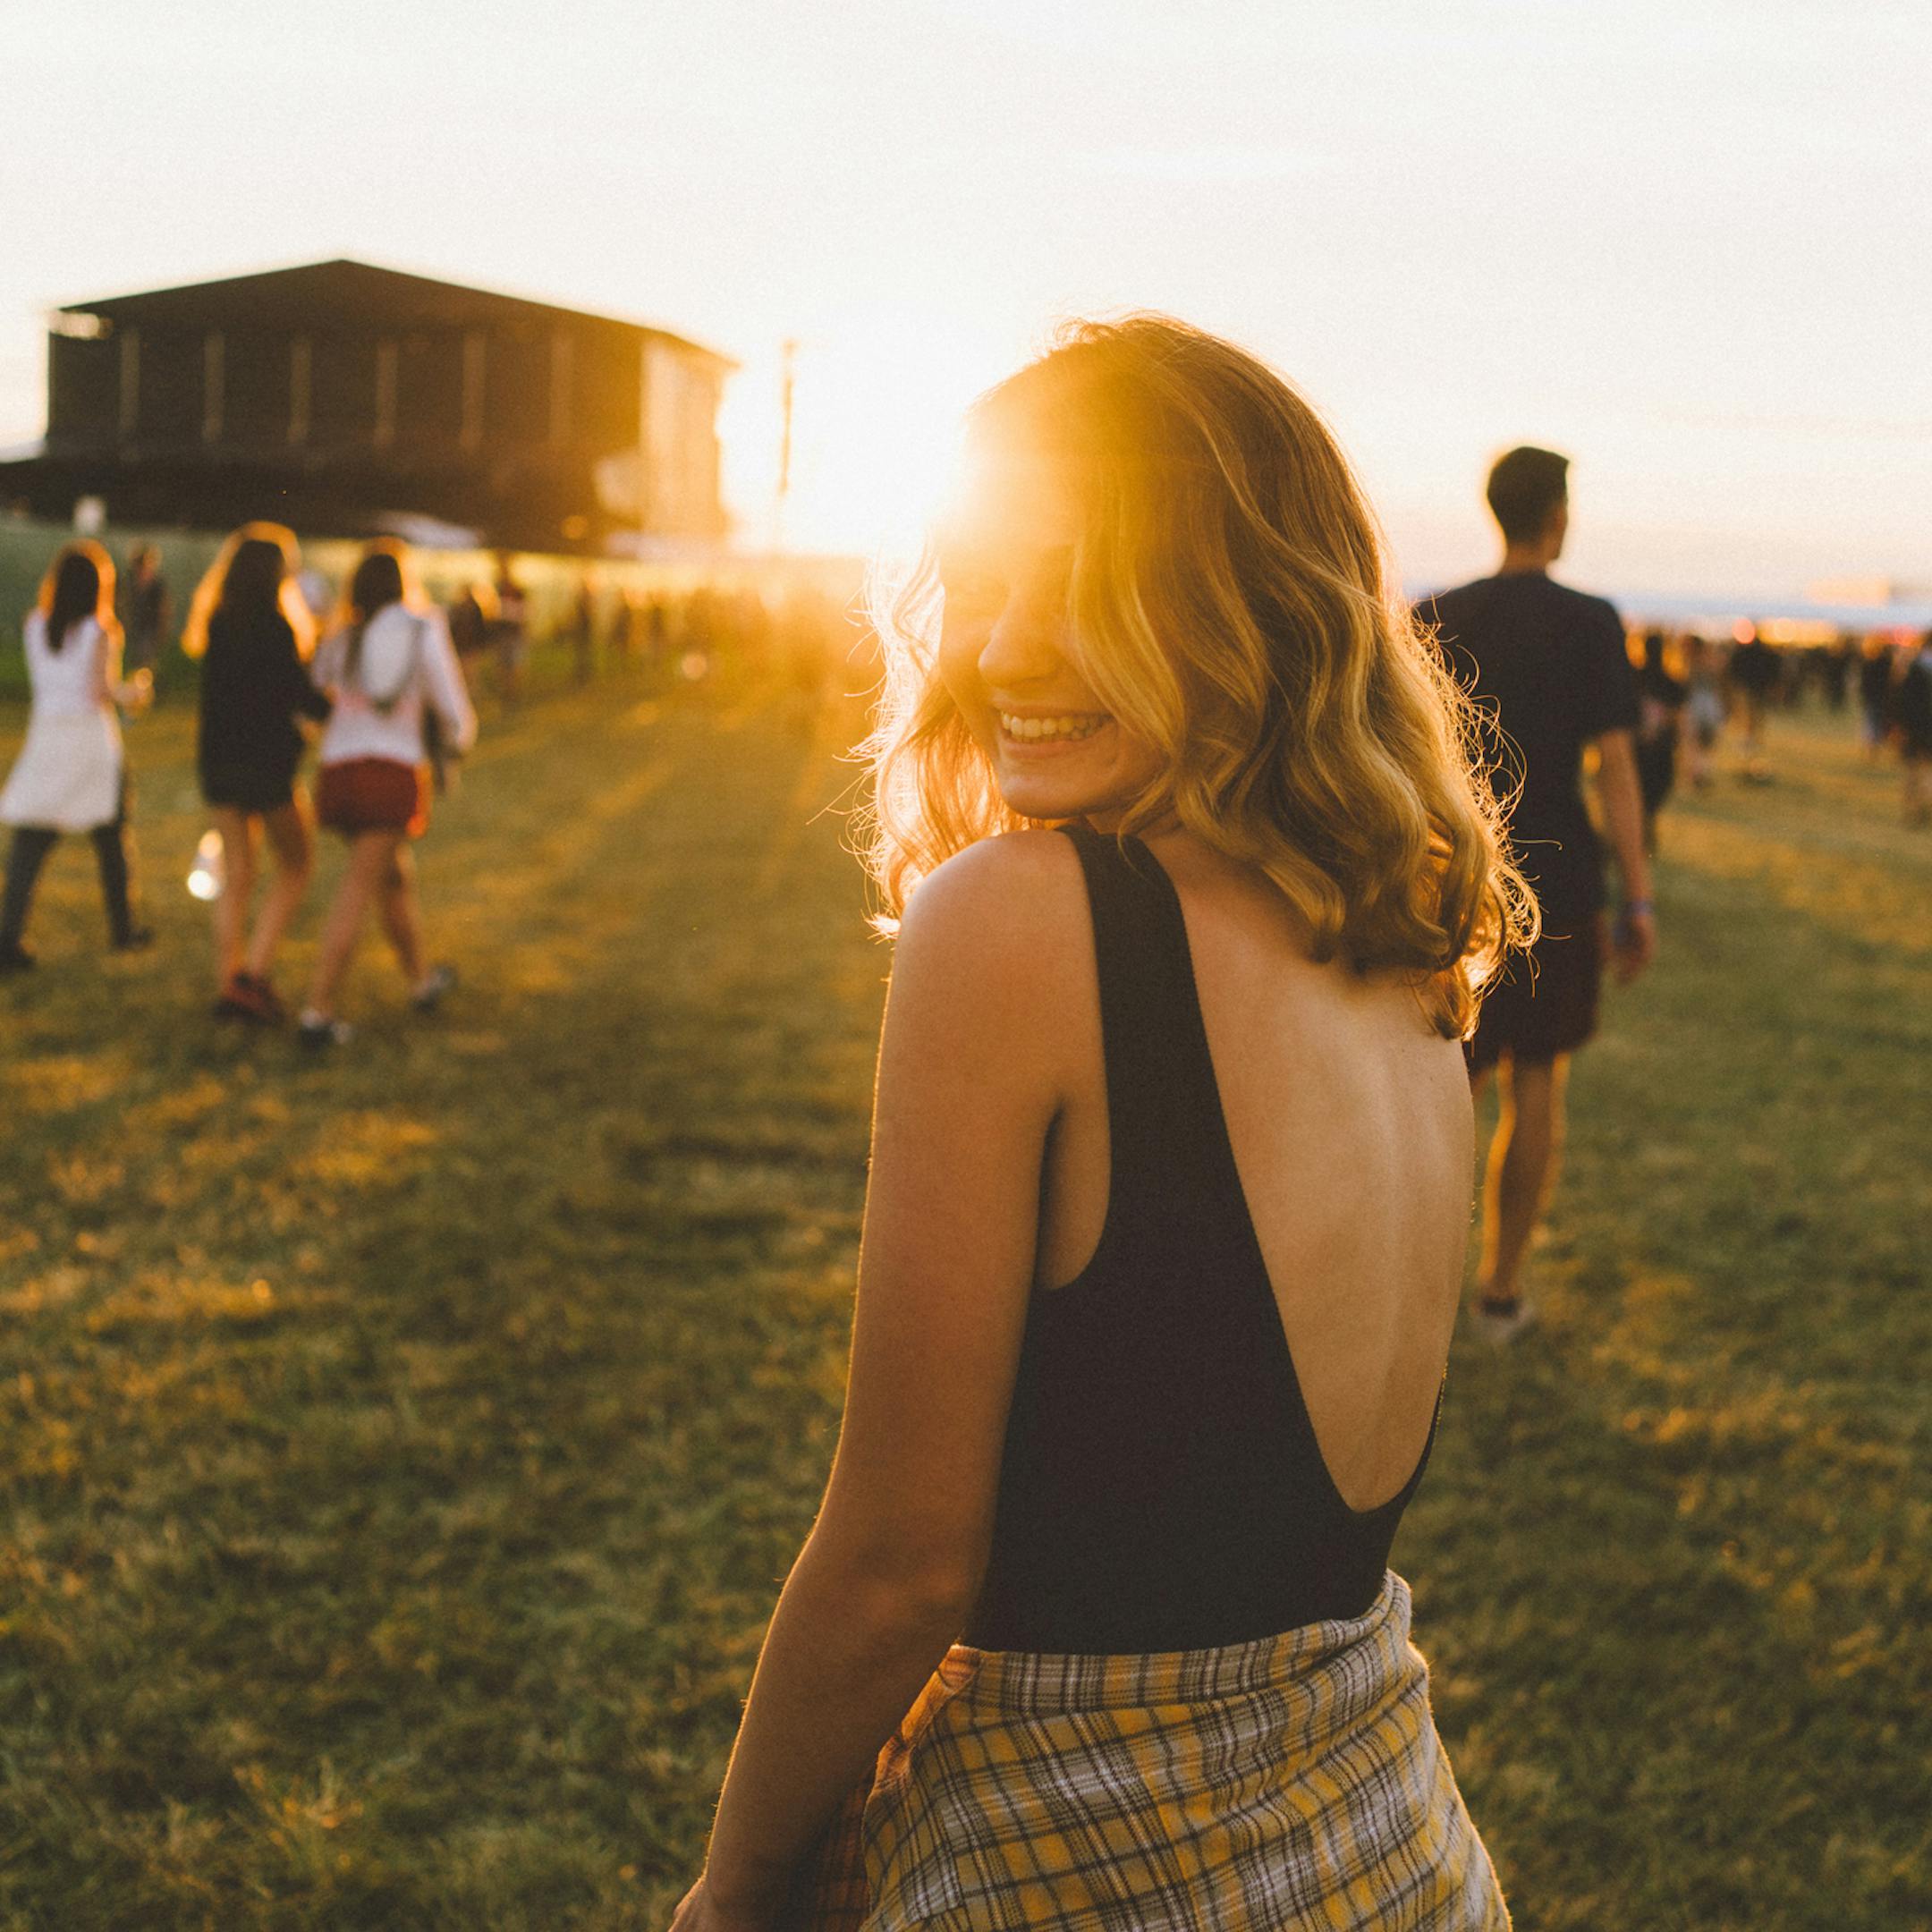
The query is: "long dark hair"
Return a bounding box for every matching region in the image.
[343,542,408,689]
[36,540,117,654]
[183,522,314,661]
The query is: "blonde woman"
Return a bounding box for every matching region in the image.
[183,522,332,1021]
[668,319,1531,1931]
[299,540,475,1049]
[0,540,152,970]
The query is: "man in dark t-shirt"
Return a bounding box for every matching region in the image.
[1415,445,1655,1344]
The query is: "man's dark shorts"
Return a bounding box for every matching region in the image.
[1466,921,1604,1072]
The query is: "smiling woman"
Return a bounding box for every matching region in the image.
[669,316,1532,1932]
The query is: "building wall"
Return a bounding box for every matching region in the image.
[40,301,725,542]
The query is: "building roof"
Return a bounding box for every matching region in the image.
[59,258,737,369]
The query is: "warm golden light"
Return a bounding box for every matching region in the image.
[717,308,1013,558]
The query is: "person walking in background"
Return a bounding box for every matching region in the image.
[1417,446,1654,1344]
[446,580,493,662]
[1633,628,1688,852]
[1683,631,1726,787]
[298,540,475,1049]
[1858,634,1895,762]
[121,543,172,678]
[670,318,1521,1932]
[490,555,528,708]
[0,540,153,970]
[1891,630,1932,826]
[182,522,333,1023]
[1727,625,1779,781]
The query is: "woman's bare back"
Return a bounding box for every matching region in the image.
[1035,828,1473,1513]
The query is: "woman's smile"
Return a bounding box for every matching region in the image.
[996,708,1113,748]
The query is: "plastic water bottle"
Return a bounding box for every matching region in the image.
[187,829,225,902]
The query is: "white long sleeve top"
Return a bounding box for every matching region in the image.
[312,604,477,770]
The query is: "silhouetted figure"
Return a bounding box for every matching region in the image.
[183,522,333,1021]
[121,543,172,677]
[1891,631,1932,826]
[447,582,492,661]
[1728,628,1779,780]
[1823,636,1854,713]
[491,556,529,707]
[1417,445,1653,1342]
[0,541,153,968]
[1859,636,1895,759]
[1634,630,1687,850]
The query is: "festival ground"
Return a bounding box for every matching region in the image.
[1,671,1926,1929]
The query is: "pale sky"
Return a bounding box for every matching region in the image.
[4,0,1929,598]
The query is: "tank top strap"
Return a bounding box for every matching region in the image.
[1058,826,1232,1227]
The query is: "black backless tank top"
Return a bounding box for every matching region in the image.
[964,827,1441,1655]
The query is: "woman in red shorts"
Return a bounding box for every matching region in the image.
[299,540,476,1050]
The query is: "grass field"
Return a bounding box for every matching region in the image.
[1,674,1927,1930]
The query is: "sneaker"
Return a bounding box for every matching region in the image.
[411,963,458,1012]
[297,1015,354,1052]
[214,974,282,1024]
[1470,1297,1539,1347]
[0,941,35,974]
[236,972,287,1023]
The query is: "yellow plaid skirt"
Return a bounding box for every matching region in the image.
[783,1572,1508,1930]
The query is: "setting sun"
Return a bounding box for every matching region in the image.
[716,305,1015,559]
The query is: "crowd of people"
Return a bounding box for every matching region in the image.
[0,531,851,1044]
[0,526,476,1047]
[1615,619,1932,822]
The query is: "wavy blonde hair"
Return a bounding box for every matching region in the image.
[860,315,1536,1038]
[182,521,316,662]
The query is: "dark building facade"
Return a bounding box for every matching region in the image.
[0,258,735,554]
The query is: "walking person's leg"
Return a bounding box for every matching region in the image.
[244,800,315,981]
[209,806,258,987]
[374,840,454,1006]
[301,829,400,1030]
[0,827,58,964]
[91,777,148,947]
[375,840,428,986]
[1476,1051,1569,1318]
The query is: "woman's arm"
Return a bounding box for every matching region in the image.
[421,614,478,754]
[279,620,332,724]
[93,624,150,712]
[685,833,1084,1923]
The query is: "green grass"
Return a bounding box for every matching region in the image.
[1,686,1926,1929]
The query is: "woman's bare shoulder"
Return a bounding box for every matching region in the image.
[892,831,1093,1006]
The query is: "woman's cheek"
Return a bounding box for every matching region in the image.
[936,620,992,741]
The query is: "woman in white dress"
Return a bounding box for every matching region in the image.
[0,540,154,970]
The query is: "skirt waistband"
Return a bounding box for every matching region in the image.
[936,1569,1410,1722]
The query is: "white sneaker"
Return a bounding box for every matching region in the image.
[1470,1299,1538,1346]
[297,1014,354,1052]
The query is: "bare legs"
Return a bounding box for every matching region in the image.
[210,801,315,989]
[248,802,315,978]
[303,830,430,1021]
[375,841,428,986]
[209,807,258,986]
[1470,1053,1569,1310]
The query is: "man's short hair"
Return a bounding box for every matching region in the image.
[1486,446,1570,544]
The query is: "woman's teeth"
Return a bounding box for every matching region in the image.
[999,712,1107,742]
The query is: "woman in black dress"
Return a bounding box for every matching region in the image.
[183,523,331,1022]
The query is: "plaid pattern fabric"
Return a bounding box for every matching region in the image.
[783,1572,1507,1931]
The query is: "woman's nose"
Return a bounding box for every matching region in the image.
[979,587,1063,690]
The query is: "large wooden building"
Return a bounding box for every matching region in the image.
[0,258,735,555]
